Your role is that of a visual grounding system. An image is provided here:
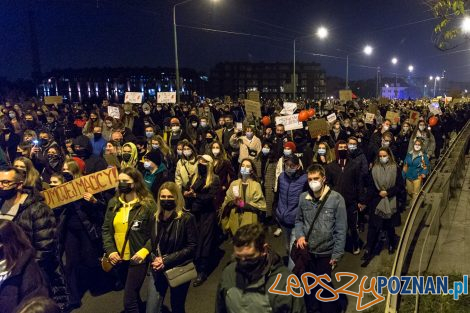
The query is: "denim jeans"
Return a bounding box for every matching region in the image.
[146,271,190,313]
[280,225,295,271]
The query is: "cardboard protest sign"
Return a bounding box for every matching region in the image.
[429,103,443,115]
[107,106,120,119]
[409,110,420,125]
[365,112,375,124]
[41,167,119,209]
[244,100,262,118]
[308,119,330,138]
[275,114,303,131]
[216,128,223,141]
[334,105,345,112]
[339,90,352,102]
[44,96,63,105]
[368,103,379,114]
[326,113,337,123]
[379,97,389,105]
[385,111,400,124]
[157,92,176,104]
[280,102,297,115]
[125,92,143,103]
[247,91,260,102]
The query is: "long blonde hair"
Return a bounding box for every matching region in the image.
[150,135,171,157]
[156,182,185,221]
[191,157,216,189]
[13,157,40,189]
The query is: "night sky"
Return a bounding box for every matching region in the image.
[1,0,470,82]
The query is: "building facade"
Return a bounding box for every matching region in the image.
[209,62,326,100]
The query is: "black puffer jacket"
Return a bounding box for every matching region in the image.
[0,248,49,313]
[72,135,108,174]
[148,211,197,270]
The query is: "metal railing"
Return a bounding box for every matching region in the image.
[384,120,470,313]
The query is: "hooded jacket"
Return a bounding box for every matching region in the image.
[73,135,108,174]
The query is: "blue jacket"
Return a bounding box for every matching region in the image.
[403,152,430,181]
[90,137,107,156]
[275,172,308,228]
[295,187,347,261]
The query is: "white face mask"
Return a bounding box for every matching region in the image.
[262,148,270,155]
[183,150,192,157]
[171,126,180,132]
[191,122,198,127]
[152,144,159,150]
[309,180,322,192]
[383,125,390,131]
[317,148,326,155]
[414,144,422,151]
[348,144,357,151]
[379,156,389,164]
[418,125,426,131]
[200,122,207,128]
[245,132,253,139]
[212,148,220,156]
[283,149,292,156]
[143,161,152,169]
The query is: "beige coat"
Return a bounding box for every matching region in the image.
[229,134,262,163]
[175,158,197,190]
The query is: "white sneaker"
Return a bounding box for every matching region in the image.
[273,228,282,237]
[353,246,361,255]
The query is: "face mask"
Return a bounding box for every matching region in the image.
[177,150,183,157]
[212,148,220,156]
[391,125,397,129]
[236,255,266,278]
[262,148,270,155]
[348,144,357,151]
[63,172,74,182]
[8,113,15,119]
[309,180,322,192]
[198,163,208,176]
[160,199,176,212]
[358,124,364,128]
[144,122,150,127]
[41,138,49,145]
[122,153,132,162]
[105,123,113,128]
[191,122,198,127]
[152,144,160,150]
[200,122,207,128]
[118,182,133,194]
[171,126,180,132]
[352,122,358,127]
[206,138,213,144]
[156,107,162,111]
[283,149,292,156]
[380,156,389,164]
[145,132,154,138]
[25,121,35,128]
[419,125,426,131]
[124,111,131,115]
[245,132,253,139]
[414,145,422,151]
[0,186,18,200]
[225,122,233,128]
[93,133,102,140]
[338,149,348,159]
[382,125,390,131]
[285,167,297,176]
[317,148,326,156]
[144,110,151,115]
[74,148,87,158]
[143,161,152,169]
[183,150,192,158]
[382,140,391,148]
[240,166,251,177]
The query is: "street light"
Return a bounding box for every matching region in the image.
[293,26,329,99]
[408,65,414,72]
[391,57,398,65]
[429,75,440,97]
[363,45,373,55]
[461,16,470,34]
[343,44,373,90]
[391,57,398,86]
[173,0,218,104]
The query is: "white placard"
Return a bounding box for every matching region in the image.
[364,112,375,124]
[275,114,303,131]
[429,103,442,115]
[236,122,243,130]
[157,92,177,104]
[280,102,297,115]
[124,92,143,103]
[107,106,120,119]
[327,113,337,123]
[232,185,240,197]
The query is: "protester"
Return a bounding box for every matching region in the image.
[403,138,430,203]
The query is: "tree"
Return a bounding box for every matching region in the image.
[425,0,469,50]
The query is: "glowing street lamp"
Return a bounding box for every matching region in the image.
[363,45,373,55]
[461,16,470,34]
[391,57,398,65]
[316,26,328,39]
[408,65,414,72]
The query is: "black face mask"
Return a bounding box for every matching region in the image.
[93,133,102,140]
[236,255,266,280]
[74,148,87,158]
[122,153,132,162]
[118,182,133,194]
[41,138,49,146]
[0,186,18,201]
[160,199,176,211]
[25,121,35,129]
[205,138,213,144]
[338,149,348,160]
[198,163,208,176]
[63,172,74,182]
[225,122,233,129]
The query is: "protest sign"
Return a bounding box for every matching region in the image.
[125,92,143,103]
[326,113,337,123]
[385,111,400,124]
[280,102,297,115]
[364,112,375,124]
[275,114,303,131]
[236,122,243,131]
[107,106,120,119]
[308,119,330,138]
[429,102,443,115]
[44,96,63,104]
[339,90,352,102]
[409,110,420,125]
[247,91,260,102]
[216,128,223,141]
[156,92,176,104]
[244,100,262,118]
[379,97,389,105]
[41,167,119,209]
[368,103,379,114]
[224,96,232,104]
[334,105,345,112]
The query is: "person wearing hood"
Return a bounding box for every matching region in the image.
[164,118,190,153]
[0,122,20,163]
[120,142,139,170]
[0,220,49,313]
[273,155,308,270]
[216,223,305,313]
[186,115,199,145]
[142,150,169,199]
[40,146,64,184]
[90,126,107,156]
[72,135,108,175]
[326,141,366,255]
[274,142,304,190]
[0,167,68,310]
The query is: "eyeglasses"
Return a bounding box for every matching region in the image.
[0,180,18,187]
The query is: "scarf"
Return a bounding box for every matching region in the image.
[118,197,139,224]
[371,163,397,219]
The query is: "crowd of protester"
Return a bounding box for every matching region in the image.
[0,96,468,313]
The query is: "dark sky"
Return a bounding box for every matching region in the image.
[1,0,470,82]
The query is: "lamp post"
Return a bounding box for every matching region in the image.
[343,45,373,90]
[293,26,328,99]
[429,76,440,97]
